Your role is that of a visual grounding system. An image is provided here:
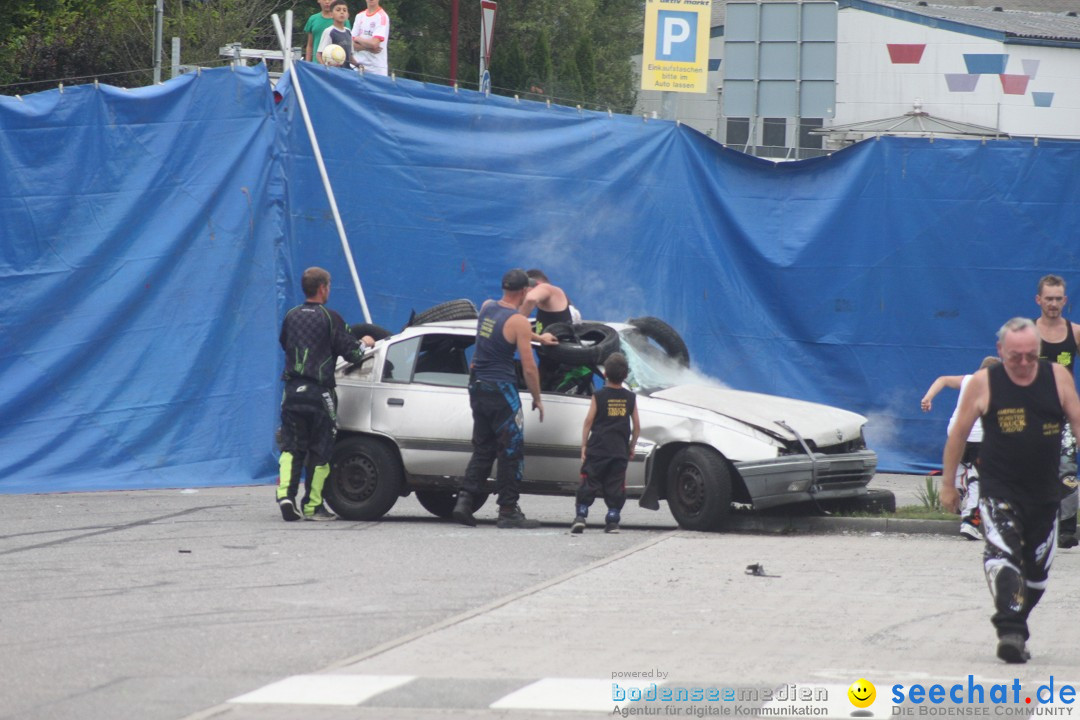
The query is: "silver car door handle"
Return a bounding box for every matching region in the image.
[387,398,405,406]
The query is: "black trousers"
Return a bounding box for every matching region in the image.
[278,381,337,502]
[576,455,627,511]
[462,380,524,507]
[980,496,1057,639]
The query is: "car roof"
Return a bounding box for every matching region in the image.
[394,318,634,338]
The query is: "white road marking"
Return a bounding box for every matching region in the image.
[490,677,654,711]
[228,674,415,705]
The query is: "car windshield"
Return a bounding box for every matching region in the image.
[619,328,691,394]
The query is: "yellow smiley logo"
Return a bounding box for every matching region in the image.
[848,678,876,709]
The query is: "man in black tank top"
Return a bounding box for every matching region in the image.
[943,317,1080,664]
[520,269,572,333]
[521,269,582,391]
[452,269,550,529]
[1034,274,1080,548]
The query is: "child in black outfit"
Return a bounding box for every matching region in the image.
[571,352,640,534]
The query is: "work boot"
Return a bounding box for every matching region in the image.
[570,516,586,534]
[496,504,540,529]
[452,492,477,527]
[996,634,1029,664]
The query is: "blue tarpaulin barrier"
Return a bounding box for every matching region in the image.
[3,61,1079,492]
[0,67,282,493]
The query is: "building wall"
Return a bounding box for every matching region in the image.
[632,35,726,139]
[835,9,1080,138]
[633,5,1080,147]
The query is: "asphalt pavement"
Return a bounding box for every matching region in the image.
[9,474,1075,720]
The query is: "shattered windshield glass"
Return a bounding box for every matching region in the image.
[620,329,681,393]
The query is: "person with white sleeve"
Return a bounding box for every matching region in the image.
[351,0,389,75]
[922,355,1001,539]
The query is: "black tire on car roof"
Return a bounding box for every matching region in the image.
[536,322,621,366]
[627,316,690,368]
[405,299,478,328]
[348,323,392,341]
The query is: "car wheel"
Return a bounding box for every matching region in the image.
[415,489,489,519]
[327,436,403,520]
[627,316,689,367]
[665,446,732,531]
[406,299,478,327]
[537,322,621,366]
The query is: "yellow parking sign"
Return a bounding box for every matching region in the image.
[641,0,712,93]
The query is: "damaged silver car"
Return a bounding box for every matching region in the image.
[327,315,877,531]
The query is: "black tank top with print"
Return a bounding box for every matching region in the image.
[1037,319,1078,373]
[978,362,1063,505]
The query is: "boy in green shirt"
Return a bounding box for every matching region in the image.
[304,0,350,62]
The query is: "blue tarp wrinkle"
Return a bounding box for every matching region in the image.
[2,61,1078,491]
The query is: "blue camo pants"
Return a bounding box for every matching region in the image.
[462,380,524,507]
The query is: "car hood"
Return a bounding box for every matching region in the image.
[648,385,866,448]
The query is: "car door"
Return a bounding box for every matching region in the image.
[369,332,476,477]
[522,384,648,494]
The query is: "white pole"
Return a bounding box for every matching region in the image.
[272,13,373,324]
[153,0,164,83]
[284,9,294,63]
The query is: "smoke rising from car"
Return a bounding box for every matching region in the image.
[620,337,729,391]
[517,221,649,321]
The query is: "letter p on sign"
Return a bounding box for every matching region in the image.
[657,10,696,61]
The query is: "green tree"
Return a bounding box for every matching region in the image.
[574,35,595,99]
[0,0,305,94]
[555,54,583,102]
[493,39,527,97]
[527,26,552,94]
[1,0,642,112]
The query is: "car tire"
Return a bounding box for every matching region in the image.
[628,316,690,368]
[406,299,478,328]
[665,446,732,531]
[537,322,621,366]
[415,489,489,519]
[326,436,403,520]
[349,323,392,341]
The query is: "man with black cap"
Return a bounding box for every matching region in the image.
[453,268,552,528]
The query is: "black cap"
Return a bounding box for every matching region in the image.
[501,268,529,291]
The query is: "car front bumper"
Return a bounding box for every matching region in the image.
[735,448,878,510]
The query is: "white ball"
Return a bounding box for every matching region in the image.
[324,44,346,66]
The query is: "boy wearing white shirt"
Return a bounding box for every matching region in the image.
[351,0,390,75]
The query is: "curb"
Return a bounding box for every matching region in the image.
[726,514,960,536]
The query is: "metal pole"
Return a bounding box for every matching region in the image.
[171,37,180,79]
[450,0,459,82]
[153,0,164,83]
[659,91,677,121]
[272,14,373,324]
